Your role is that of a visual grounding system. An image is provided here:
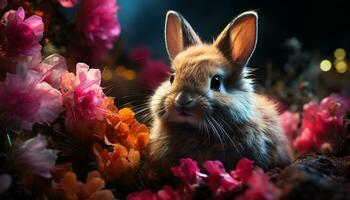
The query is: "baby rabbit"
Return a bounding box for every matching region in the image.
[147,10,292,178]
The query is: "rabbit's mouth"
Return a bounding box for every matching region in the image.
[167,109,200,127]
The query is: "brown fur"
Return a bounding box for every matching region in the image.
[146,11,292,178]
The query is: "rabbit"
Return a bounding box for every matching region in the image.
[146,10,292,178]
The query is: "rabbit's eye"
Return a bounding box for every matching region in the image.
[170,74,175,84]
[210,75,221,91]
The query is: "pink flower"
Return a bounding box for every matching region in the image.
[30,53,68,89]
[60,63,105,131]
[57,0,79,8]
[127,190,158,200]
[279,111,300,140]
[293,94,349,153]
[0,70,62,130]
[203,160,242,197]
[76,0,120,50]
[237,169,280,200]
[10,135,58,178]
[0,7,44,56]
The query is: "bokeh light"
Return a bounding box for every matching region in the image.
[114,65,136,80]
[320,59,332,72]
[102,67,113,81]
[334,48,346,60]
[335,61,348,73]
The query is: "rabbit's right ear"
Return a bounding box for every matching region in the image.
[165,11,202,60]
[214,11,258,69]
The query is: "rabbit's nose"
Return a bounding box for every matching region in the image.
[175,91,194,109]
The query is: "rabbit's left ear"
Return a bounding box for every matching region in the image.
[214,11,258,68]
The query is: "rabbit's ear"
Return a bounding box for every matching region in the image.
[165,11,202,60]
[214,11,257,68]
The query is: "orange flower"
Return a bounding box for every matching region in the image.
[93,143,140,182]
[93,97,150,151]
[89,96,149,182]
[52,170,114,200]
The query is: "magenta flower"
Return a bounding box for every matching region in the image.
[127,190,158,200]
[57,0,79,8]
[0,70,62,130]
[139,59,170,90]
[203,160,241,197]
[10,135,58,178]
[129,158,278,199]
[319,94,348,121]
[130,46,170,90]
[279,111,300,141]
[231,158,254,182]
[157,186,181,200]
[0,7,44,56]
[128,186,180,200]
[171,158,205,190]
[60,63,105,131]
[237,169,280,200]
[129,45,152,62]
[171,158,206,198]
[76,0,120,50]
[293,94,349,153]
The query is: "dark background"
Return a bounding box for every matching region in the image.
[118,0,349,69]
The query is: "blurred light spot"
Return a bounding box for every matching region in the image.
[334,48,346,60]
[320,59,332,72]
[115,65,126,76]
[123,70,136,80]
[335,61,348,73]
[102,67,112,81]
